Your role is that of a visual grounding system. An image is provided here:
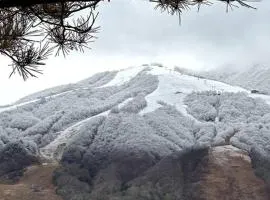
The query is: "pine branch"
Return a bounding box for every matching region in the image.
[0,0,261,80]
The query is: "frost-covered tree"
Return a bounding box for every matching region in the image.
[185,91,270,151]
[0,71,159,150]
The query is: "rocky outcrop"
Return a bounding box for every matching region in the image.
[53,145,269,200]
[200,145,269,200]
[0,163,63,200]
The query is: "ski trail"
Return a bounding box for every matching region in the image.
[0,86,101,114]
[249,93,270,105]
[40,111,109,160]
[0,90,75,114]
[100,66,146,87]
[140,67,270,119]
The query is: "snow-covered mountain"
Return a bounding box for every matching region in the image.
[1,64,270,200]
[197,64,270,95]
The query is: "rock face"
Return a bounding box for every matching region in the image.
[53,145,270,200]
[200,146,269,200]
[0,163,63,200]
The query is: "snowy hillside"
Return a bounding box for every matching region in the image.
[1,64,270,158]
[1,64,270,200]
[198,64,270,95]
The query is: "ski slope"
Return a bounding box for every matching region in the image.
[94,65,270,117]
[250,93,270,105]
[40,110,109,160]
[2,65,270,117]
[100,66,146,87]
[140,67,248,115]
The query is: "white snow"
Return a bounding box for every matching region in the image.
[141,67,247,116]
[0,99,40,113]
[40,110,109,160]
[101,66,146,87]
[0,90,74,114]
[249,93,270,105]
[118,98,133,109]
[5,65,270,119]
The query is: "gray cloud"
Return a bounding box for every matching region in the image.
[93,0,270,67]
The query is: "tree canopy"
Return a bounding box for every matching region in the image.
[0,0,260,80]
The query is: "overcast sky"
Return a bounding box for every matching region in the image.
[0,0,269,105]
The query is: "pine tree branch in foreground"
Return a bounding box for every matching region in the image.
[0,0,260,80]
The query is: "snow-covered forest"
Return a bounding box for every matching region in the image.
[1,64,270,200]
